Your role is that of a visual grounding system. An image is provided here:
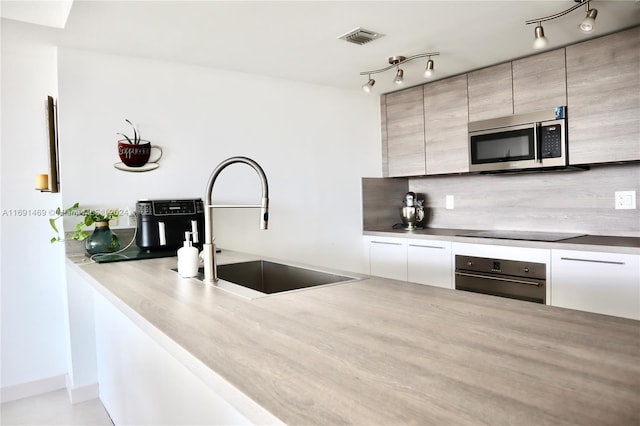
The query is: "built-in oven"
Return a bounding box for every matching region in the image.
[468,107,567,173]
[455,255,546,304]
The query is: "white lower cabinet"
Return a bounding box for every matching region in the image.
[366,236,639,319]
[366,236,407,281]
[551,249,640,320]
[366,236,453,288]
[93,292,253,425]
[408,240,453,289]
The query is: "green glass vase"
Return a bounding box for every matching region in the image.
[85,222,121,255]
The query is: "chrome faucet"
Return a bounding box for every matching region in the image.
[202,156,269,282]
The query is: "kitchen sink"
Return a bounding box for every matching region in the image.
[175,260,360,298]
[215,260,355,294]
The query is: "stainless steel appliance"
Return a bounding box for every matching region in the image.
[136,199,205,250]
[455,255,546,304]
[468,106,568,173]
[399,192,425,230]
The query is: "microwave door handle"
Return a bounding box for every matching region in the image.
[535,123,542,163]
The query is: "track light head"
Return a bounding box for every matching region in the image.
[361,77,375,93]
[533,24,548,50]
[579,8,598,33]
[393,68,404,85]
[423,58,435,78]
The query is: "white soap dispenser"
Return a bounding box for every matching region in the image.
[177,231,199,278]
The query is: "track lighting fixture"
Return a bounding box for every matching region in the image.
[533,24,549,50]
[423,57,435,78]
[361,76,375,93]
[394,67,404,85]
[359,52,440,92]
[525,0,598,49]
[579,6,598,33]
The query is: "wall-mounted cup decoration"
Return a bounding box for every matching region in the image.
[113,119,163,172]
[117,140,163,167]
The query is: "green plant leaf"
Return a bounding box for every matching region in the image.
[49,217,58,233]
[50,236,57,243]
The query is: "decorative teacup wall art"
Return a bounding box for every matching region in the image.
[113,119,163,172]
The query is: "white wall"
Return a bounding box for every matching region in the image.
[57,48,381,273]
[1,27,70,391]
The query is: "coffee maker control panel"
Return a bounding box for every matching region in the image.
[137,199,204,216]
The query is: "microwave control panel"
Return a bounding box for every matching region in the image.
[540,125,563,158]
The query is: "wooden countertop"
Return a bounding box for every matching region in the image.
[71,252,640,425]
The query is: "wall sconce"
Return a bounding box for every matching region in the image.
[360,52,440,93]
[37,96,60,193]
[526,0,598,50]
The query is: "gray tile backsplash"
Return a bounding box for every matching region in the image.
[364,163,640,237]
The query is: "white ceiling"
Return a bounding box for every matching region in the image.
[0,0,73,28]
[2,1,639,93]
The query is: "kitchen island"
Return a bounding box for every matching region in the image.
[67,251,640,425]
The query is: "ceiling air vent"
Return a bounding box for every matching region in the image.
[338,27,384,45]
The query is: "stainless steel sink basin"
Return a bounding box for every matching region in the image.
[215,260,354,294]
[174,260,360,298]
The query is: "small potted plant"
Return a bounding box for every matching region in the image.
[50,203,121,254]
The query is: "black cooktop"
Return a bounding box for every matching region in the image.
[456,230,585,242]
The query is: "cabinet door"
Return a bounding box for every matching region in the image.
[384,86,426,177]
[467,62,513,122]
[407,240,452,289]
[367,236,407,281]
[512,49,567,114]
[93,292,253,425]
[566,27,640,164]
[551,249,640,320]
[424,74,469,175]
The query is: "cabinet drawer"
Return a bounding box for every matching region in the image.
[551,249,640,320]
[407,241,452,289]
[367,237,408,281]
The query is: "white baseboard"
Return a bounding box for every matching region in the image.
[1,374,67,403]
[65,375,99,404]
[1,375,99,405]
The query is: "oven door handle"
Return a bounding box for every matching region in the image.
[455,271,542,287]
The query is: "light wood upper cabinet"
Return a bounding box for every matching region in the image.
[380,96,389,176]
[467,62,513,122]
[383,86,426,177]
[379,28,638,177]
[566,27,640,165]
[424,74,469,175]
[512,49,567,114]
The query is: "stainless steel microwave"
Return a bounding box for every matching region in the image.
[468,107,567,173]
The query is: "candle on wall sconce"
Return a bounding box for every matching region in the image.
[36,173,50,191]
[36,97,60,193]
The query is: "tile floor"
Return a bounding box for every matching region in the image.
[1,389,113,426]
